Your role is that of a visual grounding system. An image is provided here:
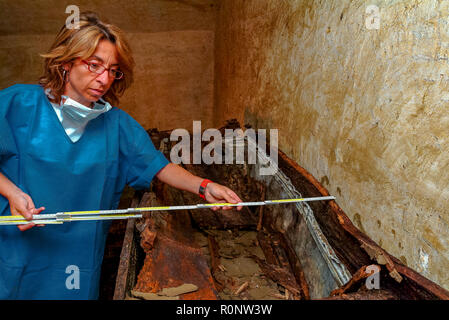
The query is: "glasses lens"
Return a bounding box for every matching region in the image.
[89,63,104,74]
[112,70,124,79]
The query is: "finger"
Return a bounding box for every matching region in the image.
[225,189,241,203]
[229,190,243,203]
[18,204,35,221]
[13,208,33,221]
[219,190,241,211]
[226,190,243,211]
[11,209,32,221]
[34,207,46,226]
[220,200,234,211]
[22,206,45,222]
[211,200,227,211]
[33,207,45,215]
[18,222,36,232]
[23,195,40,220]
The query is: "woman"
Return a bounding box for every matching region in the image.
[0,12,242,299]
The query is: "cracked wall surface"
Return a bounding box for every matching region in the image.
[214,0,449,290]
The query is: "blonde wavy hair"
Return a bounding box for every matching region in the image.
[39,11,134,106]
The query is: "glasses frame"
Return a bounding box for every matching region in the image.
[81,60,124,80]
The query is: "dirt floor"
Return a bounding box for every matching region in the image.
[192,229,285,300]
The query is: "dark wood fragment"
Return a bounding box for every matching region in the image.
[273,233,310,300]
[207,235,224,291]
[330,265,376,297]
[272,238,291,270]
[256,232,280,266]
[256,184,266,231]
[320,290,398,300]
[251,255,301,298]
[113,194,141,300]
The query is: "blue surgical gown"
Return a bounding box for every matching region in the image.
[0,84,169,299]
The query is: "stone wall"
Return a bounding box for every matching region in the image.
[214,0,449,290]
[0,0,215,130]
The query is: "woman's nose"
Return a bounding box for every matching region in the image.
[96,69,111,84]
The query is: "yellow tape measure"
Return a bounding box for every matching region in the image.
[0,196,335,226]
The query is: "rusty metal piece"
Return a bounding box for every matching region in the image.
[133,189,219,300]
[140,228,157,252]
[134,233,219,299]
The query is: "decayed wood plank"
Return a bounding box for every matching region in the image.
[113,194,141,300]
[207,235,224,292]
[251,254,301,299]
[256,231,310,300]
[256,232,280,266]
[256,184,266,231]
[273,233,310,300]
[272,238,291,271]
[320,290,397,300]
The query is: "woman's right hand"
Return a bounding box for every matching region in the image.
[8,190,45,231]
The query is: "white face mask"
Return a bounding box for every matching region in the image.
[58,95,112,143]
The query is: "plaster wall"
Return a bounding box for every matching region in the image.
[214,0,449,290]
[0,0,215,130]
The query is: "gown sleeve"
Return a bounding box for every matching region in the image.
[0,86,20,163]
[118,110,169,190]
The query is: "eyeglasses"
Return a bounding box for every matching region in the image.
[81,60,124,80]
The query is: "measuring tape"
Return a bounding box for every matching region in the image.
[0,196,335,226]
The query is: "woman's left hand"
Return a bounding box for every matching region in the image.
[204,183,243,211]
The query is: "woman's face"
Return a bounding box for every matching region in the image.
[64,40,119,107]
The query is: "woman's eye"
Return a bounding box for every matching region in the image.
[90,63,99,68]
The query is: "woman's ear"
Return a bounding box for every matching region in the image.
[62,62,71,72]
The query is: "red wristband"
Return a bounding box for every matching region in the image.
[199,179,213,200]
